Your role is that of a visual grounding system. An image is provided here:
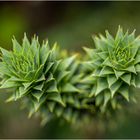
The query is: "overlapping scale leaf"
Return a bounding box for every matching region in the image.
[83,26,140,111]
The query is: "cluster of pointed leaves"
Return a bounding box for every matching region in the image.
[0,27,140,125]
[0,35,92,125]
[23,52,93,125]
[83,27,140,112]
[34,55,94,125]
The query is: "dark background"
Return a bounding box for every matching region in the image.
[0,1,140,138]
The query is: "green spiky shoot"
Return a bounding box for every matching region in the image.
[83,26,140,112]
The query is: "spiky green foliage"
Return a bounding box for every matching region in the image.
[0,27,140,125]
[0,35,92,125]
[0,35,65,109]
[35,55,93,125]
[83,26,140,112]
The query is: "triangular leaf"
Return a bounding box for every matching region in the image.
[115,26,123,42]
[93,35,108,51]
[134,53,140,64]
[95,78,108,96]
[0,47,12,58]
[131,74,136,87]
[124,65,136,74]
[121,73,131,85]
[46,92,65,107]
[83,47,98,59]
[22,33,30,52]
[61,83,79,93]
[61,55,77,70]
[19,86,29,97]
[110,80,122,97]
[131,40,140,58]
[12,37,22,53]
[95,94,103,106]
[0,62,12,76]
[118,84,129,101]
[135,64,140,72]
[40,40,50,64]
[114,69,125,79]
[45,62,54,74]
[36,74,45,82]
[103,90,111,107]
[32,90,44,101]
[102,57,113,67]
[32,95,46,112]
[99,66,114,76]
[0,78,20,89]
[82,61,95,71]
[105,30,114,44]
[57,71,70,83]
[107,74,117,87]
[97,52,108,60]
[23,82,33,90]
[33,82,44,91]
[47,102,56,112]
[46,80,58,93]
[34,64,44,80]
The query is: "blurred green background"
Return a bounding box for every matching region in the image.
[0,1,140,138]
